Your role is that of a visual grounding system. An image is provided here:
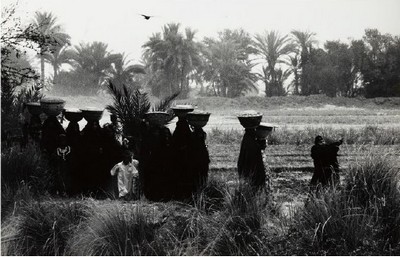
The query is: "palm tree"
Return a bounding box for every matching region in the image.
[32,11,70,85]
[254,31,295,96]
[286,53,301,95]
[70,41,120,89]
[202,29,258,97]
[43,44,74,82]
[291,30,317,95]
[108,53,146,89]
[143,23,202,98]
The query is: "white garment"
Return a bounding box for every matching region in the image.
[110,160,139,197]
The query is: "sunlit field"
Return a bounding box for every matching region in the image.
[2,95,400,255]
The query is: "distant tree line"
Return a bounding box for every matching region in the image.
[2,5,400,100]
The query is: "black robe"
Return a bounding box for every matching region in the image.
[190,127,210,191]
[237,129,266,190]
[310,142,341,187]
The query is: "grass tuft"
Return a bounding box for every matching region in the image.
[3,201,88,256]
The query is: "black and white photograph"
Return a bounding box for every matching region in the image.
[1,0,400,255]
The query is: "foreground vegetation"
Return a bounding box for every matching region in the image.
[2,129,399,255]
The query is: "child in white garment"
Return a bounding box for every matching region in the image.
[110,151,139,200]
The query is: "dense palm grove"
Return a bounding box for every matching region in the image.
[2,6,400,103]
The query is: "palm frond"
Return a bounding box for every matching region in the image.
[154,91,180,112]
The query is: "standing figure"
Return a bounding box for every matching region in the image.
[141,123,174,201]
[41,116,66,154]
[110,151,139,200]
[310,135,343,188]
[54,134,73,195]
[80,120,106,196]
[171,118,193,199]
[237,128,266,192]
[190,126,210,191]
[65,121,82,195]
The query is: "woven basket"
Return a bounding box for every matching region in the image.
[237,115,262,129]
[172,105,194,118]
[64,108,83,122]
[26,102,42,116]
[80,107,104,122]
[256,122,276,139]
[40,98,65,116]
[187,111,211,128]
[145,111,170,126]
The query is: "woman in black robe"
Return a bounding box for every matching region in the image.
[310,135,343,188]
[80,120,106,196]
[41,116,65,154]
[237,128,266,192]
[190,127,210,192]
[141,124,173,201]
[171,118,193,200]
[65,121,82,195]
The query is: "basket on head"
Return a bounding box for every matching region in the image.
[187,111,211,128]
[145,111,170,126]
[80,107,104,122]
[172,105,194,119]
[256,122,276,139]
[64,108,83,122]
[40,98,65,116]
[25,102,42,116]
[237,110,262,129]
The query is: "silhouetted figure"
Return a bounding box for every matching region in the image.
[65,121,82,195]
[103,123,124,197]
[41,116,65,154]
[141,124,174,201]
[237,128,266,192]
[80,120,106,196]
[190,127,210,191]
[54,134,72,195]
[310,135,343,188]
[171,118,193,199]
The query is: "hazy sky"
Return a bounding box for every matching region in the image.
[3,0,400,63]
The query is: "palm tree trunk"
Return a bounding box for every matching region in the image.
[53,65,58,83]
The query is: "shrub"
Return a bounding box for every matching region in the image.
[298,188,377,254]
[1,144,54,218]
[345,153,400,246]
[3,201,88,256]
[209,183,269,255]
[67,203,157,255]
[1,144,51,188]
[292,153,400,255]
[194,177,229,213]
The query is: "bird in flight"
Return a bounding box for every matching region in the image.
[139,14,153,20]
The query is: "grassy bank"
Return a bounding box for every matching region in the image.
[48,93,400,111]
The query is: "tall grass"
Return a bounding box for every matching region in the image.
[67,203,158,255]
[1,144,54,218]
[345,153,400,246]
[208,125,400,145]
[292,153,400,255]
[2,201,88,256]
[63,178,272,256]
